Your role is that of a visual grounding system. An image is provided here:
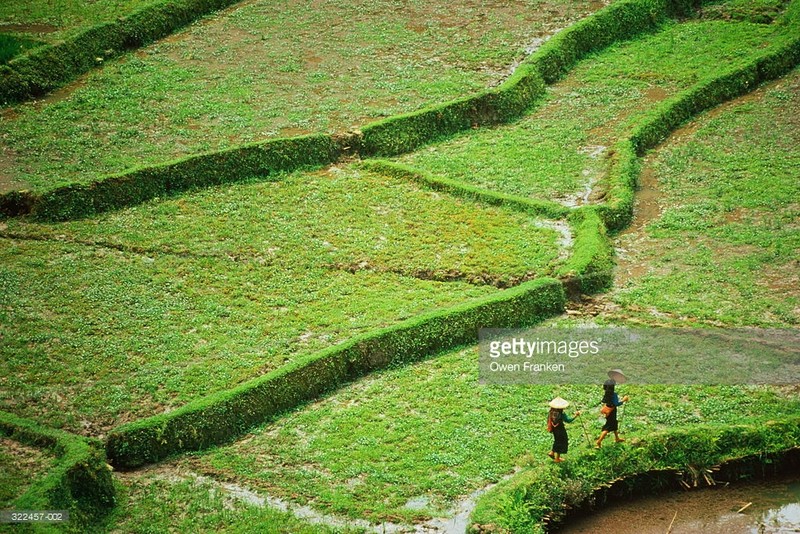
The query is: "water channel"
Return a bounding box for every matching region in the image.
[556,475,800,534]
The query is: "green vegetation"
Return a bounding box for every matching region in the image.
[127,9,800,531]
[0,167,562,433]
[395,19,789,203]
[700,0,792,23]
[107,472,354,533]
[612,67,800,326]
[0,411,115,531]
[0,0,158,42]
[0,34,42,64]
[104,277,565,468]
[175,345,800,524]
[0,0,605,191]
[0,437,54,508]
[1,0,799,530]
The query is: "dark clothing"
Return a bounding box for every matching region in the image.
[602,406,618,432]
[602,391,623,407]
[550,410,575,454]
[552,423,569,453]
[601,392,623,432]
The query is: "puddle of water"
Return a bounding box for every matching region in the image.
[555,476,800,534]
[533,220,573,260]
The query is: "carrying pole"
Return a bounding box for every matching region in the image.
[577,407,592,447]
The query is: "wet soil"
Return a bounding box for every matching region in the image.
[556,475,800,534]
[611,75,788,291]
[613,164,662,286]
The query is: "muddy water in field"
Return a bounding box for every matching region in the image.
[556,476,800,534]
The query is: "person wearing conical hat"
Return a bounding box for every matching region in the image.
[547,397,581,463]
[595,369,630,448]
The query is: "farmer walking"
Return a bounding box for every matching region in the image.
[547,397,581,463]
[595,369,630,448]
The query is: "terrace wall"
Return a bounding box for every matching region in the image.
[0,411,115,532]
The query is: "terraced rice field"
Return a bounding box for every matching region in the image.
[0,0,606,192]
[1,0,799,532]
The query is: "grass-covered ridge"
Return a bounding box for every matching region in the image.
[612,66,800,326]
[0,411,116,531]
[0,167,563,434]
[394,18,790,204]
[0,0,606,192]
[174,344,800,525]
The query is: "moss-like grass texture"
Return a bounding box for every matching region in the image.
[0,0,156,42]
[0,411,116,531]
[174,344,800,525]
[0,167,563,434]
[612,66,800,326]
[108,470,352,533]
[394,19,790,204]
[0,33,42,64]
[0,0,605,192]
[699,0,792,23]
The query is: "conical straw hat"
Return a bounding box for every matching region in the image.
[608,369,627,384]
[549,397,570,409]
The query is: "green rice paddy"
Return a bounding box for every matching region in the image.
[0,167,561,433]
[395,19,789,203]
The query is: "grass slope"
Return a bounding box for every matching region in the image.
[395,19,789,204]
[612,66,800,326]
[0,0,605,192]
[0,167,560,434]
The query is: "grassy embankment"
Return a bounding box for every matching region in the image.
[0,0,160,42]
[133,16,800,529]
[0,167,561,435]
[0,0,604,192]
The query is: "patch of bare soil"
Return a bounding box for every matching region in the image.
[0,23,58,34]
[613,165,662,286]
[755,259,800,299]
[564,293,683,326]
[0,142,29,193]
[0,436,55,473]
